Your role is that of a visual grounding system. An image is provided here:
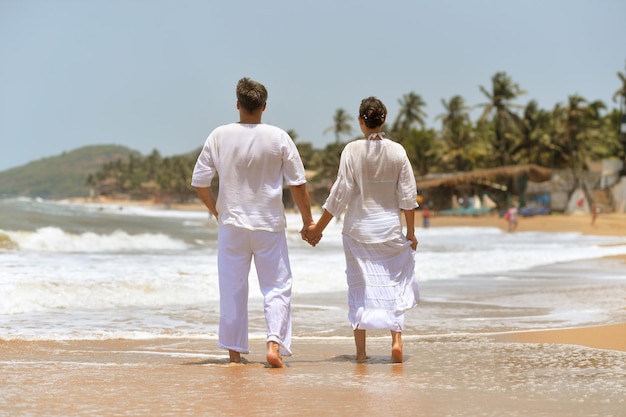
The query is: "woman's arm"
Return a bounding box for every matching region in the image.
[403,209,418,250]
[305,209,334,246]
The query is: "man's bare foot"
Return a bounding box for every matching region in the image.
[229,350,242,363]
[391,331,403,363]
[266,341,285,368]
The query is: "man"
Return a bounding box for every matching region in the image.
[191,77,314,368]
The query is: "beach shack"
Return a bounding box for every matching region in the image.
[415,164,552,216]
[416,159,626,216]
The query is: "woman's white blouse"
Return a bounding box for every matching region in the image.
[323,138,418,244]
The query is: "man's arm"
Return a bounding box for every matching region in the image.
[194,186,218,219]
[289,183,315,238]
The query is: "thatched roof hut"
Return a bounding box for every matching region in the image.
[416,164,551,190]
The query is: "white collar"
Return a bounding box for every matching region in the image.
[367,132,384,140]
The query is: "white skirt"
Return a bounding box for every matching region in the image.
[343,234,419,331]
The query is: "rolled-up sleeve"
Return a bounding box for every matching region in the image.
[396,155,418,210]
[322,151,354,217]
[281,135,307,186]
[191,136,217,188]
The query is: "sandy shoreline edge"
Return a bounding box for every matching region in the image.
[2,330,625,417]
[2,322,626,354]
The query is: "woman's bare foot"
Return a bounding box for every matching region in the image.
[391,331,403,363]
[229,350,242,363]
[266,341,285,368]
[354,328,367,361]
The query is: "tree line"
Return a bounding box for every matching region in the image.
[87,70,626,203]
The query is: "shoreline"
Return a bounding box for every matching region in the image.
[2,332,624,417]
[491,322,626,352]
[50,197,626,353]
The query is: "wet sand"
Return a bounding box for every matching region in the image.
[2,332,625,417]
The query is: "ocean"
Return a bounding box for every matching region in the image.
[2,197,626,342]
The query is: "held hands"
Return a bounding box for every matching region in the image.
[300,223,322,247]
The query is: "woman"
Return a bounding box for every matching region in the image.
[306,97,419,363]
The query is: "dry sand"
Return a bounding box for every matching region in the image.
[6,201,623,416]
[428,210,626,239]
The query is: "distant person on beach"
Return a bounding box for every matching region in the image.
[591,202,600,226]
[305,97,419,363]
[505,204,518,232]
[191,77,315,368]
[422,206,430,228]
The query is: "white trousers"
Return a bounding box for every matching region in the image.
[217,224,293,356]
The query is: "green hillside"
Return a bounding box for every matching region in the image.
[0,145,142,199]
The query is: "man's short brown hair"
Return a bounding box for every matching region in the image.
[236,77,268,112]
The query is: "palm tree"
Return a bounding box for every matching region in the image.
[324,108,353,144]
[316,142,346,183]
[295,141,316,170]
[613,67,626,111]
[613,65,626,151]
[437,95,469,127]
[436,95,474,171]
[286,129,298,142]
[515,100,551,166]
[392,92,427,139]
[402,128,441,176]
[549,95,608,205]
[478,72,526,166]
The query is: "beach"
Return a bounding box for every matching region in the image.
[2,332,625,417]
[1,199,625,417]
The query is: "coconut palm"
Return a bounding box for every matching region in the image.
[324,108,353,144]
[316,142,346,183]
[392,92,427,139]
[550,95,607,172]
[436,95,474,171]
[613,68,626,109]
[613,66,626,148]
[515,100,552,166]
[553,95,609,205]
[478,72,526,166]
[286,129,298,142]
[402,128,441,177]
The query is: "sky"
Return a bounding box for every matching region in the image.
[0,0,625,172]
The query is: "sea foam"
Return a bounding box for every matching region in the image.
[2,227,189,252]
